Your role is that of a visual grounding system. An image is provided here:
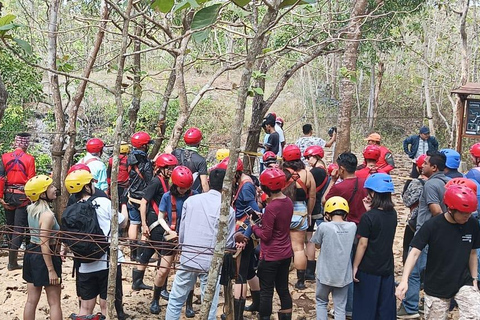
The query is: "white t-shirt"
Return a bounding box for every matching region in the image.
[275,124,285,157]
[78,196,125,273]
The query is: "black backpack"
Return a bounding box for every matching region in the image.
[61,197,110,263]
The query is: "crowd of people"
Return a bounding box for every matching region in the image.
[1,118,480,320]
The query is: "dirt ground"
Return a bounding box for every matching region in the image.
[0,153,461,319]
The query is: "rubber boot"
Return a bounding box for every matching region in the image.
[115,298,127,320]
[160,276,169,300]
[278,311,292,320]
[7,250,22,271]
[129,241,137,262]
[150,285,161,314]
[258,316,271,320]
[185,290,195,318]
[234,298,246,320]
[305,260,316,281]
[294,270,306,290]
[131,269,153,291]
[245,290,260,312]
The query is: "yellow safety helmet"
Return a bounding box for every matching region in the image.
[120,141,130,154]
[216,149,230,162]
[65,170,94,194]
[324,196,349,215]
[25,175,53,202]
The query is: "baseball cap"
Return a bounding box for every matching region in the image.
[419,126,430,134]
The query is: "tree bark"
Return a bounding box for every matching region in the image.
[0,75,7,122]
[455,0,469,149]
[367,62,375,130]
[373,61,384,129]
[336,0,368,158]
[128,12,143,137]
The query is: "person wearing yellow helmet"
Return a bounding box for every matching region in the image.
[107,141,130,208]
[23,175,62,320]
[215,148,229,162]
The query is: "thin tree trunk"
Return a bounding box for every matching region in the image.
[422,22,435,136]
[0,75,7,122]
[307,66,320,134]
[356,68,363,117]
[373,61,384,129]
[128,13,143,137]
[107,0,133,317]
[367,62,375,130]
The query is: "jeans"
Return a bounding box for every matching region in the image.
[402,246,428,313]
[316,280,349,320]
[165,267,221,320]
[257,258,292,317]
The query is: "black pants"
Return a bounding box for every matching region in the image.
[138,212,165,264]
[237,239,255,284]
[5,202,28,250]
[257,257,292,317]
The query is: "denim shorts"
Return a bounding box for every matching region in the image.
[127,203,141,224]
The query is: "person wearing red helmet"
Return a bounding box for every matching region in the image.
[355,145,385,178]
[250,168,293,320]
[282,144,316,290]
[107,142,130,204]
[263,151,279,169]
[275,116,286,157]
[133,153,177,296]
[364,132,395,174]
[295,124,336,165]
[0,132,36,270]
[172,127,209,193]
[396,185,480,319]
[126,131,154,262]
[78,138,108,192]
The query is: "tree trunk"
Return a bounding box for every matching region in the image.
[307,66,320,134]
[336,0,368,157]
[0,75,7,122]
[107,0,134,318]
[367,63,375,130]
[128,13,143,137]
[373,61,384,129]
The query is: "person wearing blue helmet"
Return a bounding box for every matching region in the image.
[440,149,463,179]
[352,173,397,319]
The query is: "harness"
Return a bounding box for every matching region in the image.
[168,190,193,232]
[80,157,99,166]
[4,151,28,179]
[282,168,309,199]
[150,176,168,216]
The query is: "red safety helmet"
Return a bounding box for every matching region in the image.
[445,177,478,194]
[86,138,104,153]
[217,157,244,172]
[184,127,203,145]
[470,143,480,158]
[171,166,194,189]
[283,144,301,162]
[260,168,286,191]
[304,146,324,159]
[155,153,178,168]
[67,163,91,175]
[131,131,152,148]
[444,185,478,213]
[362,145,381,160]
[275,117,284,125]
[263,151,277,163]
[327,163,339,176]
[416,154,427,170]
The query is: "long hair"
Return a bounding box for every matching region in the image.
[27,199,53,220]
[170,184,191,198]
[369,191,395,211]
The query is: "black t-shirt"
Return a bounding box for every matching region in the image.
[410,214,480,298]
[127,151,153,199]
[67,188,108,207]
[172,148,207,193]
[310,167,328,216]
[357,208,397,276]
[142,175,168,216]
[265,132,280,155]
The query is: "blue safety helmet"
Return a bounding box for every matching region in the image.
[440,149,461,169]
[364,173,394,193]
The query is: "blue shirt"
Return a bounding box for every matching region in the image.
[79,153,108,191]
[159,190,198,231]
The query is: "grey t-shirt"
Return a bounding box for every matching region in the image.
[311,220,356,287]
[416,172,449,232]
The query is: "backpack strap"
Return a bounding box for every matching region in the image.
[4,151,28,178]
[170,195,177,231]
[315,170,328,193]
[83,158,98,166]
[232,177,254,211]
[347,178,359,203]
[283,168,309,199]
[150,176,168,216]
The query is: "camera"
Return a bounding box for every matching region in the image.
[328,126,337,137]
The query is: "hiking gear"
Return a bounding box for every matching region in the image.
[396,304,420,319]
[68,164,91,175]
[132,268,152,291]
[131,131,152,148]
[25,175,53,202]
[445,177,478,193]
[245,290,260,312]
[171,166,193,189]
[185,290,195,318]
[260,168,286,191]
[304,145,324,159]
[115,297,127,320]
[120,142,130,154]
[283,144,301,162]
[217,157,244,172]
[470,143,480,157]
[7,250,22,271]
[294,270,306,290]
[216,149,230,161]
[278,312,292,320]
[440,148,461,169]
[150,285,161,314]
[86,138,104,153]
[324,196,349,214]
[263,151,277,163]
[65,170,94,194]
[327,163,338,176]
[61,197,109,263]
[416,154,427,170]
[276,117,284,125]
[305,260,316,281]
[234,298,245,320]
[363,145,381,160]
[364,173,394,193]
[444,185,478,212]
[160,279,170,300]
[155,153,178,168]
[184,127,202,145]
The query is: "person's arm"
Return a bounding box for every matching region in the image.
[431,137,439,152]
[140,198,150,237]
[251,208,274,241]
[39,213,60,286]
[306,171,316,216]
[428,203,443,216]
[403,136,411,156]
[395,247,422,299]
[352,237,368,282]
[322,169,339,204]
[28,155,36,179]
[200,174,209,193]
[469,249,479,290]
[324,131,337,147]
[384,152,395,170]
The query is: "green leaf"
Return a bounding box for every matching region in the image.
[252,87,264,95]
[191,4,222,30]
[173,0,190,13]
[280,0,316,9]
[231,0,251,6]
[0,14,16,26]
[192,28,211,43]
[0,23,20,31]
[13,38,32,55]
[151,0,174,13]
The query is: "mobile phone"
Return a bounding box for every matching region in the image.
[245,206,260,222]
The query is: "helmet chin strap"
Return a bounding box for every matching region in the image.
[447,210,459,224]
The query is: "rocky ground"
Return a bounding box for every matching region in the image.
[0,153,461,319]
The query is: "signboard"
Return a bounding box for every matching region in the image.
[465,99,480,136]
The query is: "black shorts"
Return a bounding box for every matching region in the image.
[77,269,109,300]
[160,240,179,256]
[23,244,62,287]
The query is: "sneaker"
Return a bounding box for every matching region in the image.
[397,304,420,319]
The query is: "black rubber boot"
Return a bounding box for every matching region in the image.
[294,270,306,290]
[129,241,137,262]
[185,290,195,318]
[150,285,161,314]
[278,311,292,320]
[305,260,316,281]
[234,298,246,320]
[245,290,260,312]
[160,276,169,300]
[115,298,127,320]
[7,250,22,271]
[131,269,153,291]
